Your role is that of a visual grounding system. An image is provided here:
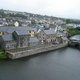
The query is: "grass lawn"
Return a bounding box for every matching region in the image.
[0,48,7,59]
[0,53,7,59]
[0,49,4,52]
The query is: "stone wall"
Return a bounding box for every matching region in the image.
[6,43,68,59]
[69,40,80,49]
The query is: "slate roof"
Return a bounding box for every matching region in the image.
[49,24,56,29]
[15,30,29,35]
[37,26,45,30]
[44,29,56,35]
[61,25,67,29]
[70,35,80,41]
[2,34,15,41]
[0,26,37,33]
[29,37,39,43]
[57,32,63,36]
[61,37,68,40]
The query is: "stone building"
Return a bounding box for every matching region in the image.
[0,26,37,37]
[61,37,68,43]
[13,30,30,48]
[44,30,56,43]
[37,29,56,43]
[37,30,47,43]
[0,30,30,50]
[0,27,68,51]
[0,35,17,50]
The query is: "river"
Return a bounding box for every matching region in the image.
[0,47,80,80]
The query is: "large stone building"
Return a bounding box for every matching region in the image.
[0,30,30,50]
[0,26,68,51]
[0,26,37,37]
[0,34,16,50]
[37,29,57,43]
[12,30,30,48]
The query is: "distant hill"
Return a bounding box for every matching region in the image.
[0,9,80,24]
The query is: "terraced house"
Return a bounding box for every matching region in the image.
[37,29,57,43]
[0,26,68,51]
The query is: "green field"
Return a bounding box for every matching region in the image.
[0,49,7,59]
[67,28,80,37]
[0,53,7,59]
[0,49,4,52]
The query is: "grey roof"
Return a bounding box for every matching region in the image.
[61,25,67,29]
[44,29,56,35]
[61,37,68,40]
[29,37,39,43]
[49,24,56,29]
[0,26,37,33]
[2,34,15,41]
[15,30,29,35]
[57,32,63,36]
[70,35,80,41]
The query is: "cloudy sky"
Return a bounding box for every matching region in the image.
[0,0,80,19]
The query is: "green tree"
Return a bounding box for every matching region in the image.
[31,20,36,25]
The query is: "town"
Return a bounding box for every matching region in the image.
[0,9,80,59]
[1,0,80,80]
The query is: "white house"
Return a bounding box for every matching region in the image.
[14,21,19,27]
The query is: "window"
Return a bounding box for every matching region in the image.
[14,44,16,48]
[5,45,9,49]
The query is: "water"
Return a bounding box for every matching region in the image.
[0,47,80,80]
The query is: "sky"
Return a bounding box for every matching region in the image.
[0,0,80,19]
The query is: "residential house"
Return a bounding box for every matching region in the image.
[21,23,28,27]
[55,25,67,32]
[0,34,17,50]
[0,26,37,37]
[49,24,56,30]
[44,29,56,43]
[14,21,19,27]
[37,30,47,43]
[13,30,29,48]
[61,37,68,43]
[0,30,30,50]
[37,29,56,43]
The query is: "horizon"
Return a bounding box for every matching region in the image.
[0,0,80,20]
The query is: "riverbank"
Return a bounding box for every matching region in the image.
[0,49,7,59]
[69,35,80,49]
[6,42,68,59]
[67,27,80,37]
[0,53,7,59]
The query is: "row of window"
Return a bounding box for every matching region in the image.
[5,44,16,49]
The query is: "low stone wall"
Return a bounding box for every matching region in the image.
[6,43,68,59]
[69,40,80,49]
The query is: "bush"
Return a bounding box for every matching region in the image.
[68,28,80,37]
[0,53,7,59]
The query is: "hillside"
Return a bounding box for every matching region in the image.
[0,9,80,24]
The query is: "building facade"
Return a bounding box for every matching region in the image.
[0,27,68,51]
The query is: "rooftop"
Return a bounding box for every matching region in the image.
[29,37,39,43]
[15,30,29,35]
[61,37,68,40]
[44,29,56,35]
[2,34,15,41]
[70,35,80,41]
[0,26,37,33]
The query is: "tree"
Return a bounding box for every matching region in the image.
[31,20,36,25]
